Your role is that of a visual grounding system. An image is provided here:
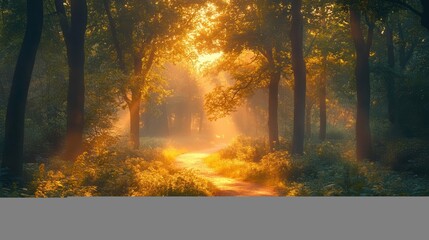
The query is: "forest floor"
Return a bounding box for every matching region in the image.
[175,144,277,196]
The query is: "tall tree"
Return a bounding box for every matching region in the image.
[203,0,290,150]
[303,2,352,142]
[55,0,88,161]
[102,0,140,148]
[1,0,43,180]
[349,5,374,161]
[291,0,307,155]
[102,0,201,149]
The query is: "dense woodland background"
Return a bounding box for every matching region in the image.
[1,0,429,197]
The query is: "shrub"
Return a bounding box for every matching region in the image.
[315,141,343,163]
[206,137,429,196]
[288,157,319,182]
[381,139,429,176]
[219,136,269,162]
[279,140,429,196]
[129,168,213,196]
[32,141,214,197]
[204,153,263,181]
[33,163,97,198]
[260,151,291,181]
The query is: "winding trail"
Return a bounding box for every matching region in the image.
[175,144,277,196]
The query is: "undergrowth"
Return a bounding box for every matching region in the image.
[29,137,215,197]
[204,136,429,196]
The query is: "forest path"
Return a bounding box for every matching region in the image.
[175,144,277,196]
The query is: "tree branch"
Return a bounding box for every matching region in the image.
[141,47,156,79]
[304,31,319,58]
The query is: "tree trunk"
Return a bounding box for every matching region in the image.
[385,23,396,125]
[65,0,87,161]
[268,71,280,150]
[56,0,88,161]
[291,0,307,155]
[350,8,373,161]
[129,92,141,149]
[305,98,313,139]
[129,56,142,149]
[1,0,43,180]
[319,54,327,141]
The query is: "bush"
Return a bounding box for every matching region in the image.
[280,140,429,196]
[204,153,264,181]
[32,141,214,197]
[129,167,213,196]
[280,156,429,196]
[315,141,343,163]
[260,151,291,181]
[219,136,269,162]
[381,139,429,176]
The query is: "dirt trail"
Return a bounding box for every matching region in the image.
[175,144,277,196]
